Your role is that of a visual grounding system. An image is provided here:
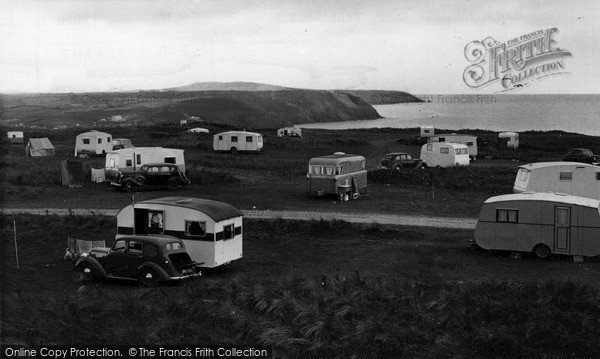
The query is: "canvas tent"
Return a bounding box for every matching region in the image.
[26,138,55,156]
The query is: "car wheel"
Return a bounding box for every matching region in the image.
[533,244,551,259]
[124,181,135,193]
[167,178,180,190]
[77,262,95,282]
[138,268,158,287]
[230,147,238,154]
[394,165,402,171]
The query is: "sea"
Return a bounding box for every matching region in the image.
[297,94,600,137]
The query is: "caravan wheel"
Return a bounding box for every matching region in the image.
[230,147,238,155]
[533,244,551,259]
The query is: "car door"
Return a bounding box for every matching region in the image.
[105,239,129,277]
[145,166,161,186]
[125,240,145,278]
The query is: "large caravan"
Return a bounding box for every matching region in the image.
[513,162,600,199]
[213,131,263,153]
[74,131,113,157]
[105,147,185,181]
[420,142,470,167]
[116,197,243,268]
[428,134,478,159]
[307,153,367,198]
[474,192,600,260]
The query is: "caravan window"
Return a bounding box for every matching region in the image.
[519,170,529,181]
[82,138,90,144]
[136,154,141,165]
[218,135,223,140]
[455,149,461,155]
[336,166,343,175]
[559,172,573,181]
[246,136,253,143]
[597,172,600,180]
[125,159,132,167]
[461,148,468,154]
[496,209,518,223]
[440,147,449,154]
[107,137,111,143]
[466,141,474,146]
[258,136,263,143]
[148,211,164,234]
[185,221,206,237]
[164,157,176,164]
[231,136,238,142]
[109,158,116,167]
[438,137,445,142]
[324,166,335,175]
[98,138,102,144]
[223,224,235,240]
[426,144,433,151]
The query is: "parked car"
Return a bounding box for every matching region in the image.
[110,163,190,192]
[562,148,599,165]
[379,152,424,170]
[112,138,133,150]
[74,235,201,286]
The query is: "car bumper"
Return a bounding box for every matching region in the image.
[168,272,202,281]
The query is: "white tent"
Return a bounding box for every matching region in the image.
[26,138,55,157]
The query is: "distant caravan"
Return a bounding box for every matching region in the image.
[427,134,478,159]
[307,152,367,198]
[213,131,263,154]
[420,142,470,168]
[513,162,600,200]
[474,192,600,260]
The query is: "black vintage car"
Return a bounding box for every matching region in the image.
[75,235,201,286]
[379,152,424,170]
[110,163,190,192]
[562,148,599,165]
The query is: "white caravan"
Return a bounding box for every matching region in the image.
[116,197,243,268]
[213,131,263,154]
[428,134,478,159]
[420,142,470,167]
[74,130,113,157]
[513,162,600,199]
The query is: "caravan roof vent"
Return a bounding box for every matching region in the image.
[333,152,345,155]
[175,199,193,204]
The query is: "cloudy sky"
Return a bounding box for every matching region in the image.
[1,0,598,93]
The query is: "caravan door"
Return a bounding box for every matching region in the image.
[554,206,571,254]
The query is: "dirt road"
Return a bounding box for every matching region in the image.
[1,208,477,229]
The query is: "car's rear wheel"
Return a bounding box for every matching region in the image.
[168,178,180,190]
[76,262,95,282]
[139,268,158,287]
[533,244,551,259]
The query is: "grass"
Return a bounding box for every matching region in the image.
[2,214,600,358]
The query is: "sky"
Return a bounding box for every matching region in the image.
[1,0,599,94]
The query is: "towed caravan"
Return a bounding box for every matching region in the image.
[116,197,243,268]
[474,192,600,260]
[74,130,113,157]
[307,152,367,198]
[420,142,470,167]
[105,147,185,181]
[213,131,263,154]
[514,162,600,199]
[428,134,478,159]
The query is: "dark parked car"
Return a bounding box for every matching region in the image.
[75,235,201,286]
[379,152,424,170]
[110,163,190,192]
[562,148,599,165]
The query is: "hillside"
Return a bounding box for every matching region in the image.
[343,90,424,104]
[166,81,288,92]
[0,89,385,129]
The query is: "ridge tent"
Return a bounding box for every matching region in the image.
[26,137,55,157]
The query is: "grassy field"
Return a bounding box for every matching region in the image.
[2,214,600,358]
[3,124,596,219]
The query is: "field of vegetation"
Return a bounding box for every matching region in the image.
[3,124,596,219]
[2,214,600,358]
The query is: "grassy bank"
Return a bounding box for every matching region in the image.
[2,214,600,357]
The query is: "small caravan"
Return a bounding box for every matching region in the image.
[213,131,263,154]
[428,134,478,159]
[105,147,185,180]
[474,192,600,260]
[188,128,209,134]
[307,153,367,197]
[420,142,470,167]
[7,131,24,144]
[26,138,55,157]
[514,162,600,199]
[116,197,243,268]
[420,126,434,138]
[277,127,302,138]
[498,132,519,149]
[74,130,113,157]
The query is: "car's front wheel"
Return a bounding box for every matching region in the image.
[138,268,158,287]
[124,181,135,193]
[76,262,95,282]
